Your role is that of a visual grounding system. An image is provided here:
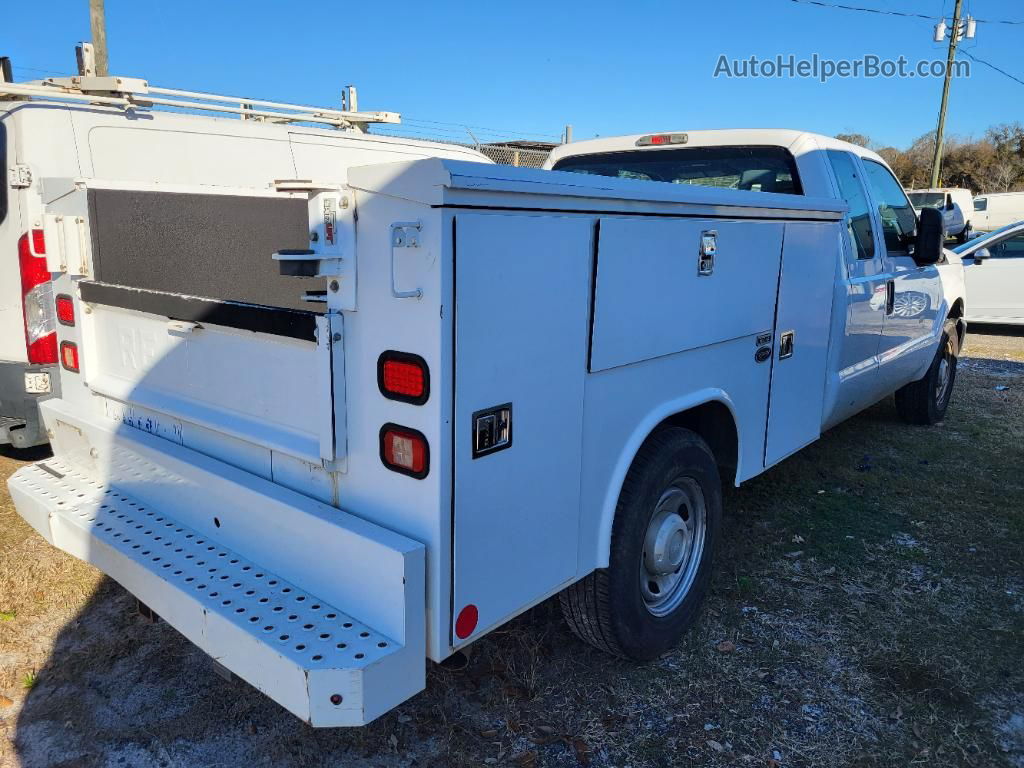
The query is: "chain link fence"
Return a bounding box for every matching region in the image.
[474,144,551,168]
[373,130,554,168]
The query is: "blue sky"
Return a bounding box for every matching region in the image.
[3,0,1022,149]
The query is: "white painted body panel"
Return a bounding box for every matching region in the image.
[956,223,1024,324]
[972,192,1024,232]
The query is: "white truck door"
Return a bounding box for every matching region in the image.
[764,222,838,466]
[861,159,944,389]
[821,149,889,427]
[452,212,592,643]
[964,231,1024,321]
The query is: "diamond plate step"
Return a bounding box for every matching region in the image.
[8,445,425,726]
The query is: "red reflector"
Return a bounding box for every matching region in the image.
[378,351,429,404]
[650,135,669,145]
[384,361,424,397]
[28,334,58,365]
[56,295,76,326]
[455,604,478,640]
[60,341,80,372]
[379,424,429,478]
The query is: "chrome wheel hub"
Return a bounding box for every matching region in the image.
[935,340,953,405]
[640,479,707,617]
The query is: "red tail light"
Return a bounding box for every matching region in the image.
[18,230,57,364]
[60,341,80,373]
[56,294,76,326]
[379,424,429,478]
[377,351,429,404]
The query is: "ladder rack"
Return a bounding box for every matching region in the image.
[0,75,400,130]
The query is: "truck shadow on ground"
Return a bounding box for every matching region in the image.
[10,362,1024,768]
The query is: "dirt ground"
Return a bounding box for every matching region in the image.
[1,328,1022,768]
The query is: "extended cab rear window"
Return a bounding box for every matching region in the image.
[552,145,802,195]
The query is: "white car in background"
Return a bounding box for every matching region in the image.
[908,187,974,243]
[972,191,1024,233]
[953,221,1024,324]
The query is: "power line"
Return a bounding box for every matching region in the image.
[959,48,1024,87]
[787,0,1024,25]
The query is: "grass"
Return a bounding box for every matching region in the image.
[19,672,35,691]
[0,331,1021,767]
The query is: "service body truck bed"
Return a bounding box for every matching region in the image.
[10,125,965,724]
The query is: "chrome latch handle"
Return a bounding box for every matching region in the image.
[698,230,717,276]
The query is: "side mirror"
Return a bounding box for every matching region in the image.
[973,247,991,262]
[914,207,944,265]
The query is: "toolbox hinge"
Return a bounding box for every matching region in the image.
[9,163,32,188]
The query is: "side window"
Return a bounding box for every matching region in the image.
[974,198,988,212]
[862,160,918,254]
[826,150,874,260]
[992,232,1024,258]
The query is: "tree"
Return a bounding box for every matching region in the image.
[835,133,871,148]
[862,125,1024,194]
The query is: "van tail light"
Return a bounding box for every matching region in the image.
[60,341,80,373]
[377,351,429,404]
[55,294,76,326]
[18,230,57,364]
[380,424,429,478]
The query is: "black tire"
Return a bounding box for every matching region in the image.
[956,223,971,244]
[894,319,958,425]
[559,426,721,660]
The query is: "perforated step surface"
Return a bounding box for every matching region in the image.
[10,460,395,671]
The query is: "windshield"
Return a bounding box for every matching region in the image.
[952,222,1023,253]
[551,145,802,195]
[908,192,945,209]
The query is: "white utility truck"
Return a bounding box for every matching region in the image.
[6,79,965,728]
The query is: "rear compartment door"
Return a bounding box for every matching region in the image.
[63,184,345,466]
[452,212,592,642]
[763,222,838,466]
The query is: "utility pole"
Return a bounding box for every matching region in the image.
[929,0,975,187]
[89,0,109,76]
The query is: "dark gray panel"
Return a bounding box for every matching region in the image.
[88,189,322,313]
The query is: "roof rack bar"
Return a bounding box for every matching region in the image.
[0,81,131,106]
[142,96,349,125]
[146,86,395,122]
[0,71,400,130]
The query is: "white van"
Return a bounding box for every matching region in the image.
[972,191,1024,232]
[907,187,974,242]
[0,74,488,449]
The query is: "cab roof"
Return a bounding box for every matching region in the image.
[545,129,888,168]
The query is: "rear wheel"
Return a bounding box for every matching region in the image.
[559,426,721,660]
[957,222,972,244]
[894,320,958,425]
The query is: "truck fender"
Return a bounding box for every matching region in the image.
[592,388,740,569]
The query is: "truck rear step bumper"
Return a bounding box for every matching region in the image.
[7,403,425,726]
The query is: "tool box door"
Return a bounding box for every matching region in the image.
[452,212,593,643]
[764,222,839,466]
